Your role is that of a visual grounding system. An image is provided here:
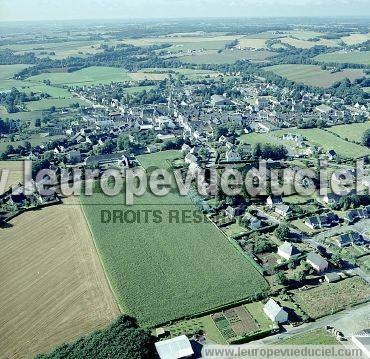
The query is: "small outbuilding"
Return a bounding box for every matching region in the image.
[155,335,194,359]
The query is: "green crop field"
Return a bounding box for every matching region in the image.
[280,37,338,49]
[28,66,131,86]
[263,64,365,88]
[341,33,370,45]
[236,38,268,49]
[120,35,241,48]
[274,128,370,158]
[180,49,273,65]
[164,40,229,53]
[240,127,370,158]
[327,122,370,143]
[240,132,283,146]
[0,134,65,152]
[0,40,103,59]
[281,30,324,40]
[81,150,269,326]
[0,64,31,80]
[315,51,370,66]
[26,97,88,111]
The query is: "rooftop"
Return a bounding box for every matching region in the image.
[155,335,194,359]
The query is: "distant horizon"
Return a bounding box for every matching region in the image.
[1,15,370,23]
[1,0,370,23]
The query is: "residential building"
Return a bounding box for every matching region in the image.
[275,204,292,218]
[277,241,300,260]
[306,252,328,272]
[334,232,363,248]
[263,298,288,324]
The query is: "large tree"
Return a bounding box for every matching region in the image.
[36,315,157,359]
[362,129,370,147]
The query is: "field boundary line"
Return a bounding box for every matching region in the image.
[79,195,123,314]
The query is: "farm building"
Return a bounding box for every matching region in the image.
[225,205,245,219]
[155,335,194,359]
[85,152,129,167]
[315,104,334,115]
[306,252,328,272]
[185,153,198,164]
[263,298,288,324]
[322,192,341,205]
[211,94,232,106]
[256,97,269,109]
[343,207,370,224]
[277,241,300,260]
[324,272,342,283]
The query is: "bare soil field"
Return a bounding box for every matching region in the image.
[0,196,119,358]
[0,161,24,195]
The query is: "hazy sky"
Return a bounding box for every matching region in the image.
[1,0,370,22]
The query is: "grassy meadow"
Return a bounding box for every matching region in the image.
[315,51,370,66]
[180,49,273,65]
[28,66,131,86]
[327,122,370,143]
[240,127,370,159]
[263,64,365,88]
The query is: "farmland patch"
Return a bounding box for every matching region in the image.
[81,150,269,326]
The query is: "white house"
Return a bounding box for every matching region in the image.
[277,241,300,260]
[306,252,328,272]
[266,195,283,208]
[327,149,337,161]
[263,298,288,324]
[275,204,292,218]
[155,335,194,359]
